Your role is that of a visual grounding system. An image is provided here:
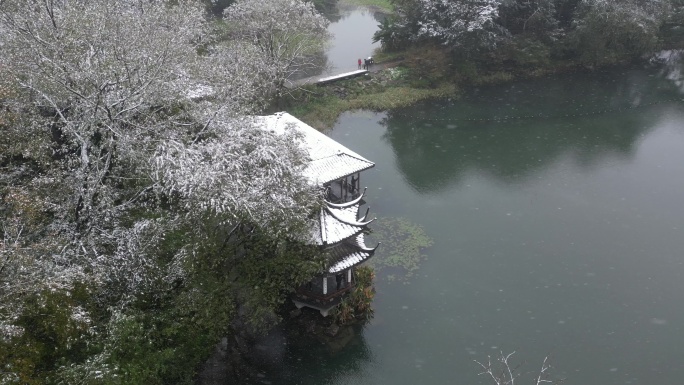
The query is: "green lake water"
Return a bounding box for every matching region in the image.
[258,63,684,385]
[324,5,383,75]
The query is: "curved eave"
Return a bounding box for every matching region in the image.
[352,233,380,253]
[311,197,376,246]
[325,205,375,228]
[325,187,367,208]
[326,234,379,274]
[314,209,368,246]
[328,251,370,274]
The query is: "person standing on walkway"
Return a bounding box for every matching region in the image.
[358,58,362,69]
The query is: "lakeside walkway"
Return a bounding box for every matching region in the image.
[286,60,400,88]
[316,69,369,84]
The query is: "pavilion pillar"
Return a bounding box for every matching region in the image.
[347,269,352,284]
[344,176,349,201]
[323,276,328,295]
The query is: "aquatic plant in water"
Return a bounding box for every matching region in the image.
[367,217,433,282]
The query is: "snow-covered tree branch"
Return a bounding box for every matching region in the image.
[223,0,330,97]
[570,0,671,65]
[0,0,324,381]
[416,0,503,48]
[475,351,564,385]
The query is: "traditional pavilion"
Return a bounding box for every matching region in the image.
[257,112,378,316]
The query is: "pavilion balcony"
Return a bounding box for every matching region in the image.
[292,268,356,317]
[326,172,364,203]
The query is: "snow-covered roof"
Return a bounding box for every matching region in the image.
[310,191,374,246]
[256,112,375,186]
[326,233,377,274]
[253,112,379,273]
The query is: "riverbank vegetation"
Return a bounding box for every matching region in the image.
[344,0,394,12]
[283,65,457,128]
[287,0,683,128]
[374,0,683,76]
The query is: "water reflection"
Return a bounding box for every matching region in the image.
[259,322,374,385]
[274,54,684,385]
[290,3,384,79]
[314,0,342,22]
[654,50,684,92]
[382,69,681,193]
[323,5,383,74]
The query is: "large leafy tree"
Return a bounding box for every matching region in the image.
[374,0,504,53]
[223,0,330,97]
[373,0,424,51]
[0,0,323,381]
[497,0,558,36]
[415,0,504,49]
[570,0,671,65]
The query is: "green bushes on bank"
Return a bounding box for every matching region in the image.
[332,266,375,325]
[373,0,679,74]
[283,66,457,129]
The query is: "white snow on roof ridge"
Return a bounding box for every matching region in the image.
[254,112,374,186]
